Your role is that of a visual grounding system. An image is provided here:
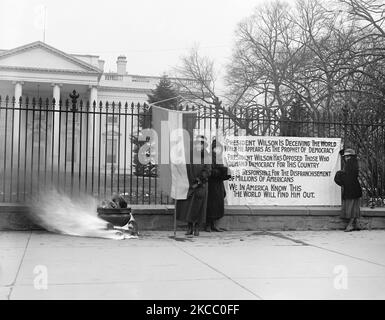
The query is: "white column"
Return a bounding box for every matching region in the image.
[53,83,61,103]
[88,86,99,175]
[13,81,23,164]
[14,82,23,101]
[52,83,61,169]
[89,86,98,106]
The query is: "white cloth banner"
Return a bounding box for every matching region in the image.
[223,136,342,206]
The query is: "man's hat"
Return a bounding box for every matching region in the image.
[343,148,356,156]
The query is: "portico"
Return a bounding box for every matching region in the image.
[0,81,99,106]
[0,41,102,104]
[0,42,103,179]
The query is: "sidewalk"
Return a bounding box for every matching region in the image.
[1,230,385,299]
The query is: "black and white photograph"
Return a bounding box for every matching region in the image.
[0,0,385,306]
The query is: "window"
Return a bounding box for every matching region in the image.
[107,116,118,124]
[106,138,117,163]
[105,74,123,81]
[132,77,150,83]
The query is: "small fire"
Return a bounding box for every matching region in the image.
[29,188,130,240]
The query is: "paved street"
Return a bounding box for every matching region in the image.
[1,230,385,299]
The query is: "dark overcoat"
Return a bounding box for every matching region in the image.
[206,163,226,222]
[176,150,211,225]
[342,161,362,200]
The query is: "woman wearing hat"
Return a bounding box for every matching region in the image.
[176,135,211,236]
[338,148,363,232]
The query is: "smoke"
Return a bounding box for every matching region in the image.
[29,188,126,240]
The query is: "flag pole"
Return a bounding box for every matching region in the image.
[173,97,179,239]
[174,204,177,238]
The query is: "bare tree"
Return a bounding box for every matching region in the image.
[340,0,385,37]
[227,0,384,124]
[227,0,313,135]
[174,47,256,135]
[337,0,385,200]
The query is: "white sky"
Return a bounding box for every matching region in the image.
[0,0,283,93]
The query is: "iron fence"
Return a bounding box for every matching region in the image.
[0,92,384,206]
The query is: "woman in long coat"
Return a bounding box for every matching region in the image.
[176,136,211,236]
[340,148,363,232]
[205,139,228,232]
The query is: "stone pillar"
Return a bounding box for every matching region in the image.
[52,83,61,169]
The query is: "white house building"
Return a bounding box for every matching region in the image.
[0,40,187,104]
[0,41,199,186]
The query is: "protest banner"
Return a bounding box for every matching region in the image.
[223,136,342,206]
